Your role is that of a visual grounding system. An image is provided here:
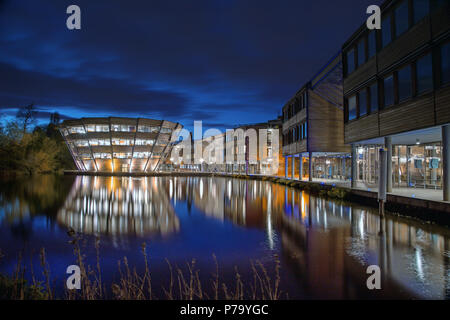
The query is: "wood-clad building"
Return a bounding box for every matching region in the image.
[282,53,350,182]
[342,0,450,200]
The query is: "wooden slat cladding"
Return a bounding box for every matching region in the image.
[344,58,377,94]
[308,91,349,153]
[282,140,307,156]
[344,113,379,143]
[377,18,431,72]
[436,86,450,125]
[282,109,306,133]
[379,94,435,136]
[431,4,450,38]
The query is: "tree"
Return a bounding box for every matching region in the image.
[16,104,37,134]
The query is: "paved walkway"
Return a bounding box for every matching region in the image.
[276,176,447,203]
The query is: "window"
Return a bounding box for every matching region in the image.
[304,122,307,138]
[441,42,450,85]
[395,1,409,37]
[348,96,357,121]
[384,75,395,107]
[368,31,376,58]
[69,126,85,134]
[369,83,378,111]
[382,16,392,48]
[416,53,433,94]
[359,90,367,117]
[413,0,429,23]
[357,38,366,66]
[74,140,89,147]
[398,65,412,102]
[347,49,355,74]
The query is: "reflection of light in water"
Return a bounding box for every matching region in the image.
[267,191,274,250]
[200,179,203,199]
[301,192,306,222]
[169,179,173,199]
[228,181,231,199]
[57,176,179,238]
[359,212,365,239]
[415,247,425,281]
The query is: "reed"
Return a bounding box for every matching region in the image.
[0,231,286,300]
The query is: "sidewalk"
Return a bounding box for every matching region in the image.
[275,176,448,203]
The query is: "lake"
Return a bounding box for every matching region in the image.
[0,175,449,299]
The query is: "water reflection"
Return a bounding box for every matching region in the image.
[57,176,179,237]
[167,177,450,299]
[0,175,449,299]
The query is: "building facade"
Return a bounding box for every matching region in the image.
[282,53,350,182]
[171,118,285,176]
[342,0,450,199]
[59,117,181,173]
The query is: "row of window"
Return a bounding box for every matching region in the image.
[72,139,160,147]
[283,121,308,146]
[79,152,155,160]
[64,125,172,135]
[345,0,447,75]
[283,91,308,121]
[346,42,450,122]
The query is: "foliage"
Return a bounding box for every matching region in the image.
[0,106,74,175]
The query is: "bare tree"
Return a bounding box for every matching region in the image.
[16,103,37,133]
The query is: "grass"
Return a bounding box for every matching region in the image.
[0,231,286,300]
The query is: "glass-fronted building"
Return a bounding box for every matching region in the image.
[59,117,181,172]
[342,0,450,199]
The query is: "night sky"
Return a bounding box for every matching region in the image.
[0,0,382,132]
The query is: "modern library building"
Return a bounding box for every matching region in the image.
[59,117,181,173]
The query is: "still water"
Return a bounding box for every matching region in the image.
[0,175,449,299]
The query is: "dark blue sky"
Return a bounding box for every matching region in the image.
[0,0,382,132]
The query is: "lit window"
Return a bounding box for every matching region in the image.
[417,53,433,94]
[398,65,412,101]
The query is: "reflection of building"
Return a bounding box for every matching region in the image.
[278,190,450,299]
[281,53,350,182]
[342,0,450,199]
[59,117,182,172]
[57,176,180,237]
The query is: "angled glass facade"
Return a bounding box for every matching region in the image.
[59,117,182,172]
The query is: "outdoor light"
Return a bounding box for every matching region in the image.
[416,139,420,145]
